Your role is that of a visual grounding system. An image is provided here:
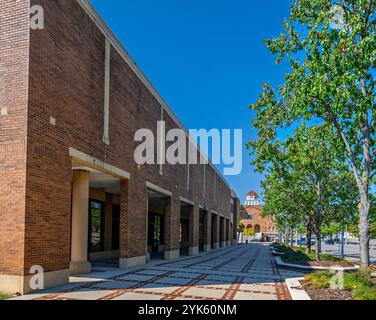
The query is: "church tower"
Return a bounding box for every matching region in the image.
[245,191,260,206]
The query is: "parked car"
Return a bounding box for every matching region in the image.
[297,238,316,246]
[325,239,335,245]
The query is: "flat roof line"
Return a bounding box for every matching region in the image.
[76,0,232,190]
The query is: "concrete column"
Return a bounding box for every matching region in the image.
[212,213,220,249]
[164,197,180,260]
[188,205,199,256]
[220,216,226,248]
[70,170,91,275]
[203,210,212,252]
[119,179,148,268]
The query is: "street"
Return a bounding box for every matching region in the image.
[321,241,376,265]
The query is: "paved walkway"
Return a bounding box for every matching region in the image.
[14,243,305,300]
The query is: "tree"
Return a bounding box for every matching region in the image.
[255,124,356,260]
[244,226,255,237]
[251,0,375,267]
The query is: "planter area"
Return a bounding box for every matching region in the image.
[274,244,376,300]
[272,244,358,270]
[301,270,376,300]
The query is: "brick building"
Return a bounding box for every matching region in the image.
[240,192,278,242]
[0,0,241,294]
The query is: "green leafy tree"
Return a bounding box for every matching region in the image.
[256,124,356,260]
[251,0,375,267]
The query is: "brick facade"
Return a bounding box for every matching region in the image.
[0,0,240,294]
[0,0,30,277]
[241,205,278,241]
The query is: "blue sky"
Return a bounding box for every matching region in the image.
[91,0,292,203]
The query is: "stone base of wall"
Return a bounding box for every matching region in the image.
[89,250,119,261]
[69,261,91,275]
[188,246,199,256]
[0,269,70,295]
[164,250,180,260]
[203,244,211,252]
[119,255,147,269]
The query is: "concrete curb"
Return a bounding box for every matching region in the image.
[285,277,311,300]
[271,249,285,256]
[275,256,360,271]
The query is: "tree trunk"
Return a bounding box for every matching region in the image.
[285,227,290,246]
[326,95,372,269]
[306,221,312,255]
[315,178,322,262]
[315,227,321,262]
[290,228,294,247]
[359,192,371,268]
[340,225,345,259]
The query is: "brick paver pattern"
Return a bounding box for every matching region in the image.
[20,244,305,300]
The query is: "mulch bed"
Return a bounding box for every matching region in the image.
[289,260,353,268]
[300,281,353,300]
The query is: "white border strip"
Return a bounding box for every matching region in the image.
[69,147,130,180]
[146,181,172,197]
[180,196,194,206]
[285,278,311,301]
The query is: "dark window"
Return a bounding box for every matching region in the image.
[180,219,189,244]
[148,214,164,252]
[89,200,104,252]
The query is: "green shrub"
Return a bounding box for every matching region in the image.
[304,271,332,289]
[343,273,366,291]
[352,285,376,300]
[305,270,376,300]
[0,293,10,300]
[281,246,352,266]
[274,244,291,253]
[283,250,309,263]
[343,271,371,291]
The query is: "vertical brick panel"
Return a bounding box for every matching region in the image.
[0,0,30,276]
[164,197,180,252]
[188,205,199,248]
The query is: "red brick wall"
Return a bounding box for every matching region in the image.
[0,0,30,276]
[241,205,278,234]
[1,0,234,276]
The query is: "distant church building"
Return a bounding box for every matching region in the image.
[244,191,260,206]
[239,192,278,242]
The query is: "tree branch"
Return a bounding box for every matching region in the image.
[322,103,365,191]
[365,0,374,27]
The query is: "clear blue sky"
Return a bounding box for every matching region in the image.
[91,0,292,203]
